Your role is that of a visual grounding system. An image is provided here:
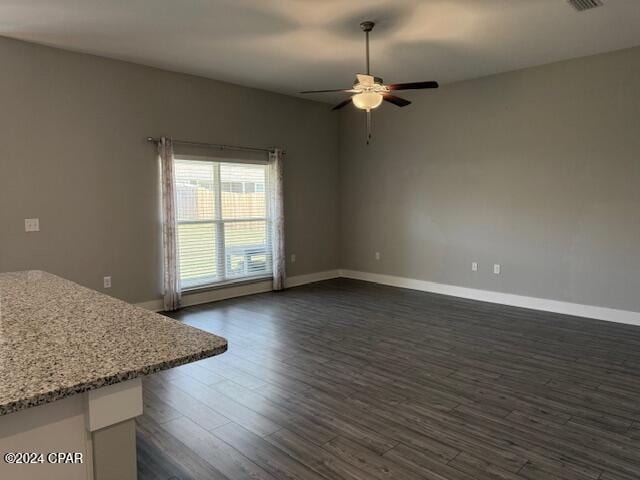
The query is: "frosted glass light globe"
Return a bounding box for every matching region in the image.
[352,92,383,111]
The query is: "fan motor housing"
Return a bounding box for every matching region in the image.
[354,76,384,86]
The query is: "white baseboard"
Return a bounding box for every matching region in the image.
[285,269,342,288]
[137,267,640,327]
[136,269,341,312]
[339,269,640,327]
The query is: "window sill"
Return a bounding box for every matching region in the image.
[181,275,273,295]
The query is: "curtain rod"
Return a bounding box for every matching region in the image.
[146,137,281,155]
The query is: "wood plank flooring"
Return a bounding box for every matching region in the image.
[137,278,640,480]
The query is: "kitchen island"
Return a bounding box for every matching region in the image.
[0,271,227,480]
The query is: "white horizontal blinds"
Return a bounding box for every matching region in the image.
[174,157,272,289]
[175,160,218,288]
[220,163,272,279]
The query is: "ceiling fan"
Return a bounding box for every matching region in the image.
[300,21,439,144]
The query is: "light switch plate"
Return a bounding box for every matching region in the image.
[472,262,478,272]
[25,218,40,232]
[493,264,501,275]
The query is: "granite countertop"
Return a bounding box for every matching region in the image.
[0,271,227,416]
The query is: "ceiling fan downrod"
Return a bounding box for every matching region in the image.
[360,21,375,76]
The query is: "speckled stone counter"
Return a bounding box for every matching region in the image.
[0,270,227,416]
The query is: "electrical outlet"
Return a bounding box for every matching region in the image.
[24,218,40,232]
[493,264,501,275]
[291,254,296,263]
[471,262,478,272]
[375,252,381,260]
[103,276,112,289]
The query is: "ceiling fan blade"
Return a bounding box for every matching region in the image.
[388,81,439,91]
[332,98,353,111]
[300,88,354,94]
[383,94,411,107]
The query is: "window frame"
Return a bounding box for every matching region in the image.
[174,154,272,291]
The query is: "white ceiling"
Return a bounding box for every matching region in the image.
[2,0,640,104]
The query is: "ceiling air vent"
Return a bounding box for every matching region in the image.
[567,0,604,11]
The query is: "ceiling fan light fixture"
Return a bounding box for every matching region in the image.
[352,92,383,111]
[298,20,438,143]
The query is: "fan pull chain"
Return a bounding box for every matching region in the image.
[366,110,372,145]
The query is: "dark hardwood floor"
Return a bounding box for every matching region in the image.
[137,278,640,480]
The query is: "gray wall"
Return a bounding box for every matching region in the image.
[0,37,340,303]
[339,46,640,312]
[3,35,639,313]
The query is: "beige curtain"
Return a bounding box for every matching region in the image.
[269,148,286,290]
[159,137,181,310]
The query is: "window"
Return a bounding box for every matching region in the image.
[174,158,272,289]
